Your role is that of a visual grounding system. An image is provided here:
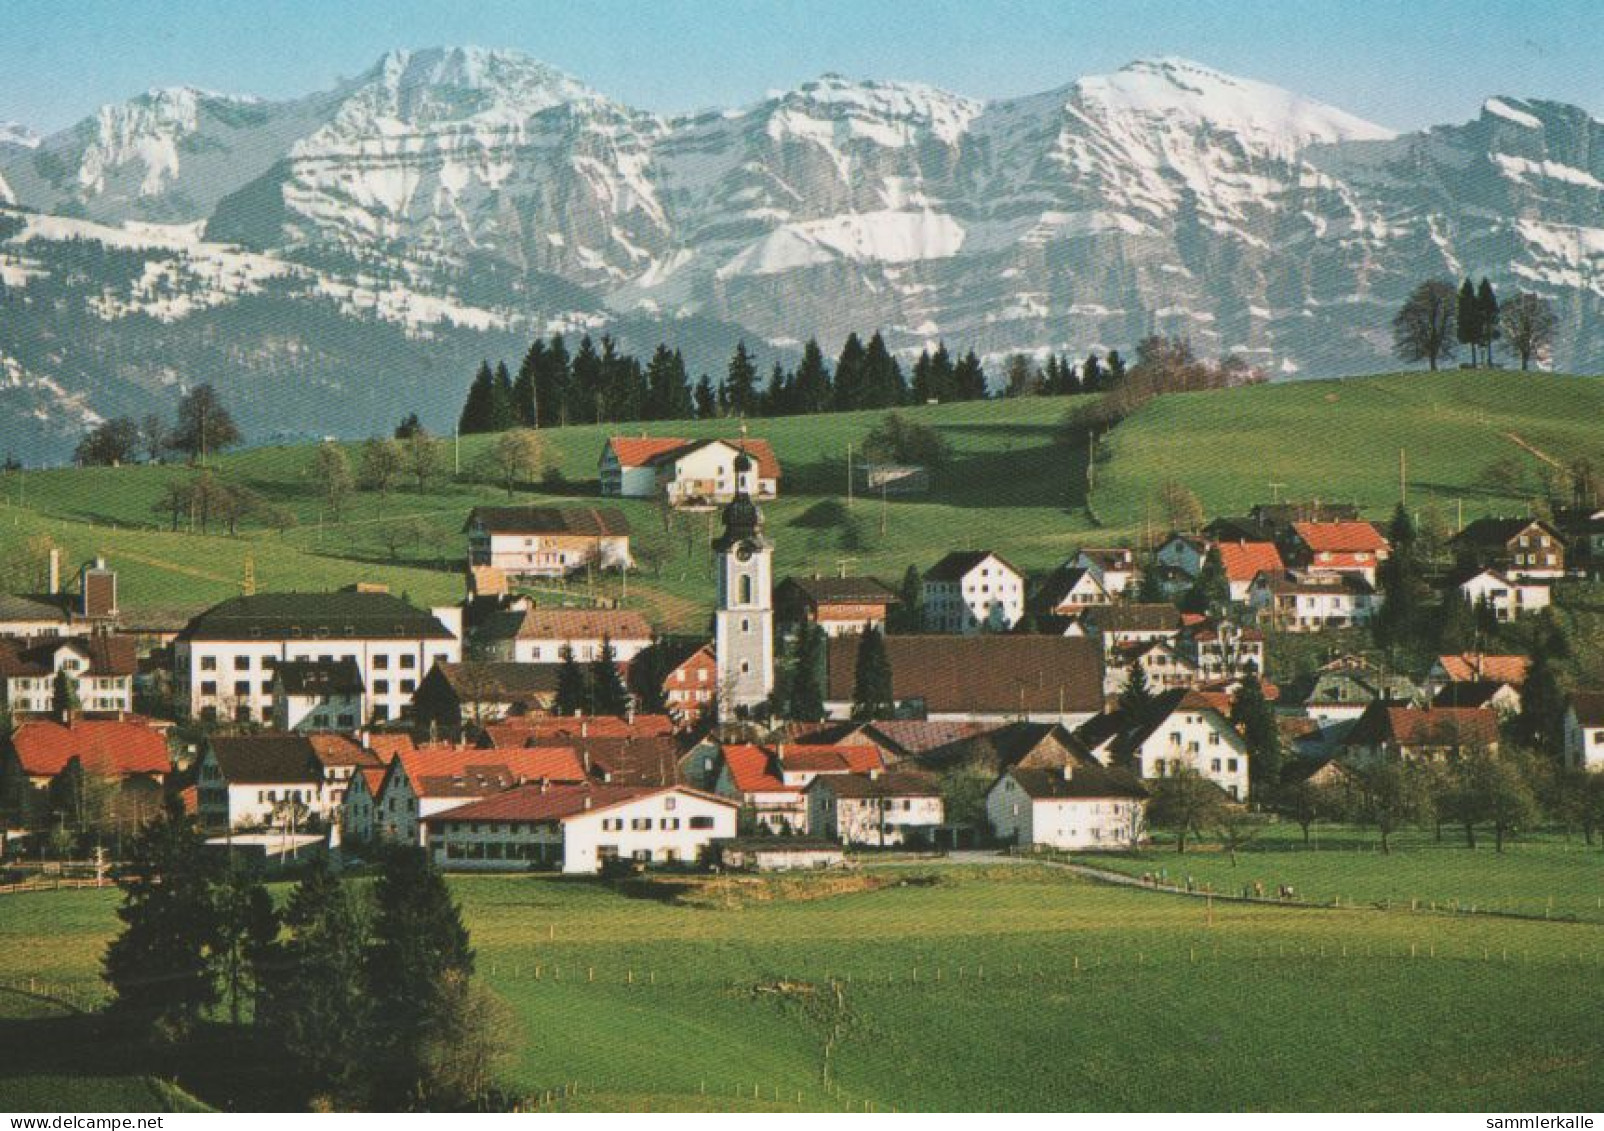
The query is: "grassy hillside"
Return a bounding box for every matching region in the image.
[3,369,1600,632]
[2,859,1602,1111]
[1094,369,1604,532]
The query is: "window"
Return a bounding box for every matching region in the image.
[374,680,390,695]
[631,817,652,831]
[201,680,217,696]
[401,654,416,669]
[234,680,251,696]
[664,797,676,811]
[689,815,715,830]
[234,655,251,671]
[201,656,218,671]
[401,679,416,694]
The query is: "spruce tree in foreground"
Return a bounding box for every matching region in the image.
[365,848,475,1108]
[1232,671,1283,794]
[1117,663,1157,728]
[789,624,826,722]
[555,645,588,717]
[850,626,895,721]
[103,797,226,1040]
[590,636,631,716]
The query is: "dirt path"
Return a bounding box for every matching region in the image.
[1504,431,1565,470]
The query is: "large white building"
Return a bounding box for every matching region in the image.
[423,783,739,873]
[1455,568,1552,622]
[173,588,461,725]
[1079,688,1252,801]
[921,551,1024,634]
[986,764,1148,851]
[0,635,136,715]
[464,505,632,578]
[367,743,588,846]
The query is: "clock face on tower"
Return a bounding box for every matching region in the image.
[735,542,755,563]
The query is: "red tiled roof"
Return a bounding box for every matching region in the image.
[1292,522,1389,553]
[365,733,416,759]
[8,719,169,778]
[607,436,690,468]
[1571,691,1604,728]
[428,782,735,824]
[778,744,885,774]
[721,744,791,793]
[392,743,586,798]
[306,734,383,769]
[655,437,782,481]
[355,765,388,797]
[1346,704,1500,748]
[1216,541,1285,583]
[1436,654,1531,687]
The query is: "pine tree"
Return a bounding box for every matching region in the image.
[365,848,475,1105]
[1059,355,1082,395]
[1135,566,1167,604]
[1374,502,1423,649]
[590,636,631,716]
[1117,663,1157,727]
[53,668,78,719]
[627,640,670,714]
[571,336,605,424]
[458,361,496,435]
[213,869,278,1028]
[724,341,759,417]
[555,644,588,717]
[534,334,571,428]
[834,332,868,410]
[762,362,793,416]
[644,345,692,421]
[893,564,924,633]
[598,337,643,423]
[102,797,225,1040]
[1182,547,1231,618]
[954,350,988,400]
[256,858,368,1105]
[850,627,895,721]
[1232,671,1283,793]
[511,339,542,426]
[1435,590,1477,654]
[1082,353,1103,392]
[862,331,906,407]
[789,625,826,722]
[1105,350,1126,385]
[488,362,518,431]
[1457,278,1481,367]
[693,375,718,419]
[927,342,956,402]
[1517,640,1569,756]
[792,339,833,414]
[1477,277,1501,365]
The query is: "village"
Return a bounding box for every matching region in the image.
[3,431,1602,879]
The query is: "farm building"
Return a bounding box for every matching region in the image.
[1450,517,1565,580]
[423,783,738,873]
[1453,568,1551,621]
[921,551,1025,634]
[805,770,944,847]
[599,436,780,504]
[464,505,632,578]
[1340,704,1500,764]
[473,607,652,665]
[1564,691,1604,771]
[776,575,901,637]
[1077,688,1251,801]
[0,634,136,716]
[985,763,1147,851]
[269,659,365,734]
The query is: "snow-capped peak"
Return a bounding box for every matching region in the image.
[0,121,41,150]
[774,73,983,145]
[1074,56,1397,148]
[337,46,608,129]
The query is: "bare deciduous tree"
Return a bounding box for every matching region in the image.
[1392,278,1458,371]
[1499,292,1558,371]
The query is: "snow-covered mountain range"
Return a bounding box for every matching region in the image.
[1,47,1601,461]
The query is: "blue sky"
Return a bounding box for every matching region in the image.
[3,0,1600,134]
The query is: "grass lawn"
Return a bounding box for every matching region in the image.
[3,862,1602,1111]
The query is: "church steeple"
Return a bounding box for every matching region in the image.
[712,446,774,720]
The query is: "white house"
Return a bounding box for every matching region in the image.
[196,735,332,831]
[1069,548,1138,597]
[805,770,944,847]
[1109,638,1200,694]
[174,588,461,725]
[1287,522,1390,586]
[464,505,632,578]
[474,606,654,666]
[339,764,389,845]
[1456,568,1552,622]
[985,764,1148,851]
[921,551,1024,634]
[0,634,136,715]
[1065,604,1184,659]
[1079,689,1251,800]
[1564,691,1604,771]
[1036,566,1112,614]
[423,783,739,873]
[1247,570,1379,632]
[1214,541,1285,604]
[270,659,365,733]
[599,436,781,503]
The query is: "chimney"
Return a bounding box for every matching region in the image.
[1061,763,1074,782]
[868,767,881,781]
[626,701,635,724]
[581,719,589,738]
[540,778,549,794]
[48,549,60,595]
[583,795,592,810]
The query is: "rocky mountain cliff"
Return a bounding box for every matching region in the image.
[1,48,1600,461]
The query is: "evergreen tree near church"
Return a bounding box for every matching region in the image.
[792,339,834,414]
[589,636,631,716]
[534,334,572,428]
[643,344,693,421]
[833,333,868,411]
[1373,502,1425,649]
[555,644,588,717]
[1476,277,1501,365]
[1117,662,1157,728]
[511,339,542,426]
[849,626,895,721]
[861,331,907,407]
[723,341,759,417]
[954,350,988,400]
[788,624,827,722]
[693,375,718,419]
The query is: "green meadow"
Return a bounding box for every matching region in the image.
[4,369,1600,632]
[2,860,1602,1111]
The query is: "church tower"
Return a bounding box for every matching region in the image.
[712,450,774,719]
